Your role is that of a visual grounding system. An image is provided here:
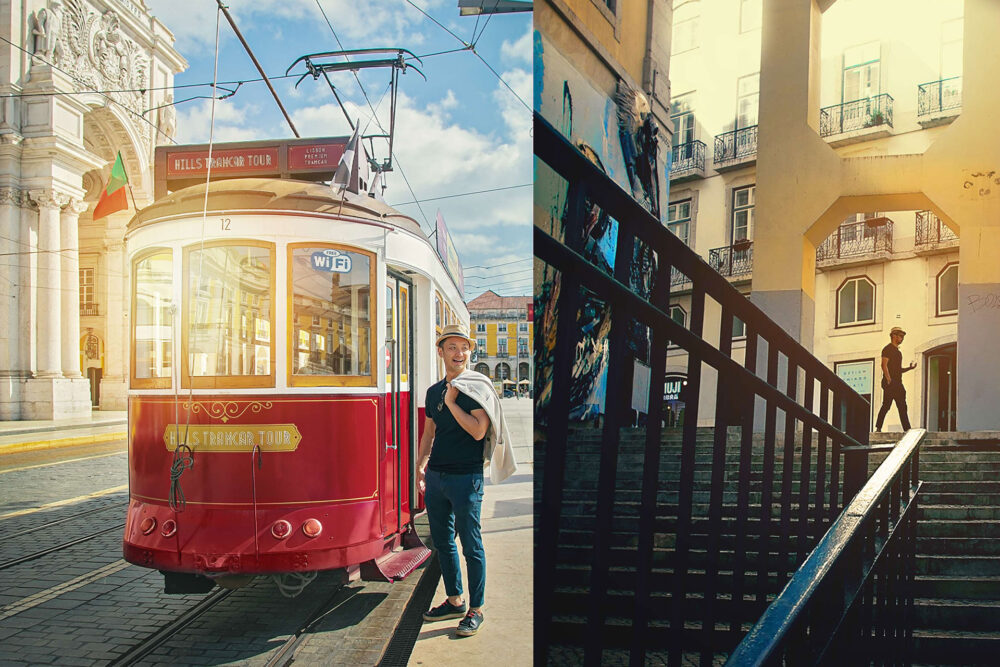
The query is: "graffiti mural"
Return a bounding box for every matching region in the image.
[534,31,666,425]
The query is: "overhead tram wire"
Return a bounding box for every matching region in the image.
[464,257,532,270]
[404,0,532,114]
[388,182,531,207]
[0,74,301,100]
[216,0,299,137]
[471,1,502,46]
[314,0,432,233]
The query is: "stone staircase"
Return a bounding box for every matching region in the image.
[541,424,839,662]
[871,431,1000,666]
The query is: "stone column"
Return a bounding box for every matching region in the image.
[29,189,69,378]
[0,189,26,419]
[61,199,88,378]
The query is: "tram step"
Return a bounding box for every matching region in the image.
[360,531,432,582]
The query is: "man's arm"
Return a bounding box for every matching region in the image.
[445,384,489,440]
[881,356,892,385]
[416,416,435,492]
[902,361,917,374]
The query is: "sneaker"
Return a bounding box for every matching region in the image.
[456,609,484,637]
[423,599,467,621]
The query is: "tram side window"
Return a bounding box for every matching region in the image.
[133,250,173,388]
[289,245,374,386]
[184,243,274,386]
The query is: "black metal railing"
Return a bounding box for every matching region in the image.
[820,94,894,137]
[816,218,893,261]
[918,77,962,117]
[80,303,99,316]
[534,111,871,665]
[728,429,924,666]
[915,210,958,246]
[670,140,706,179]
[709,241,753,278]
[714,125,758,167]
[671,266,690,287]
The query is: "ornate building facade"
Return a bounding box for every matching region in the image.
[0,0,185,419]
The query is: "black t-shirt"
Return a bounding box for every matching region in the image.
[881,343,902,386]
[425,379,485,474]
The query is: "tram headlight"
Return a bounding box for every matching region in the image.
[302,518,323,538]
[161,519,177,538]
[140,517,157,535]
[271,520,292,539]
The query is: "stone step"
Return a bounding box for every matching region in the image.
[918,555,1000,577]
[912,631,1000,666]
[918,521,1000,538]
[915,599,1000,632]
[914,576,1000,601]
[919,505,1000,520]
[918,537,1000,556]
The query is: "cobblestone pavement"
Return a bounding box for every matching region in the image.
[0,446,423,665]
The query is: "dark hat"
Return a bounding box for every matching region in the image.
[890,326,906,336]
[436,323,473,347]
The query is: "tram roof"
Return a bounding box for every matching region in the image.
[127,178,424,236]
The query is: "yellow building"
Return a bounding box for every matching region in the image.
[466,290,533,394]
[666,0,1000,430]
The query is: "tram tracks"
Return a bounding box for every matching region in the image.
[0,523,125,571]
[0,503,121,540]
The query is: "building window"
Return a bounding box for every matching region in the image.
[497,338,508,358]
[667,199,691,245]
[737,73,759,129]
[80,268,95,306]
[671,93,696,146]
[518,322,528,333]
[668,304,686,347]
[732,185,755,243]
[518,337,529,356]
[937,263,958,316]
[843,42,880,103]
[477,338,487,356]
[132,250,173,388]
[733,293,749,339]
[672,0,699,54]
[476,322,487,333]
[740,0,761,32]
[837,276,876,327]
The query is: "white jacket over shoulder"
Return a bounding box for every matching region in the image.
[449,370,518,484]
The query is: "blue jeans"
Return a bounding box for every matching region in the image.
[424,469,485,608]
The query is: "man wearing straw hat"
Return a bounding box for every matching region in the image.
[417,323,517,637]
[875,326,917,432]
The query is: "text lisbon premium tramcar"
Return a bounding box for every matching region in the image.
[123,145,468,592]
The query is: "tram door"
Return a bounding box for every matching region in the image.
[384,274,414,535]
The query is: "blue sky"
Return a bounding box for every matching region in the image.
[143,0,532,300]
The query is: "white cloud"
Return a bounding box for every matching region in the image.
[174,98,273,144]
[500,24,532,64]
[493,67,531,140]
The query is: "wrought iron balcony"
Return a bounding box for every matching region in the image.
[816,218,893,262]
[915,210,958,248]
[709,240,753,279]
[669,140,706,180]
[918,77,962,119]
[670,266,690,287]
[713,125,757,170]
[80,303,99,316]
[518,349,530,358]
[819,94,893,138]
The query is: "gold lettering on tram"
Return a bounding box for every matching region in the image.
[163,424,302,452]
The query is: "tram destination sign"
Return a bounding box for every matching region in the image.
[155,137,360,198]
[163,424,302,452]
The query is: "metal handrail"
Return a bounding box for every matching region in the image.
[670,140,706,178]
[709,241,753,277]
[816,217,893,261]
[534,111,872,665]
[728,428,925,666]
[915,210,958,246]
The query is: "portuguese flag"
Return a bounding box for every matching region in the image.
[93,152,130,220]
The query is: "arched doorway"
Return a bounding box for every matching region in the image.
[925,343,957,431]
[494,363,511,381]
[518,362,530,380]
[474,362,490,377]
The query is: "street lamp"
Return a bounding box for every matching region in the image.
[458,0,533,16]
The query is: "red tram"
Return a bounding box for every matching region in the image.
[122,175,468,592]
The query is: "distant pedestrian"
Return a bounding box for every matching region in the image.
[875,326,916,432]
[417,324,517,637]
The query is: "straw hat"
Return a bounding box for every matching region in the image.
[889,326,906,336]
[436,323,473,347]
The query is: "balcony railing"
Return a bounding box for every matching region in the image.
[816,218,893,261]
[670,266,690,287]
[918,77,962,118]
[80,303,99,316]
[713,125,757,168]
[669,140,706,180]
[915,210,958,247]
[709,240,753,278]
[820,94,894,137]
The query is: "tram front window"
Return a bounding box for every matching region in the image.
[289,244,374,386]
[184,243,274,385]
[133,250,173,387]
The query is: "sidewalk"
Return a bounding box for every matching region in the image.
[407,398,533,666]
[0,411,127,454]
